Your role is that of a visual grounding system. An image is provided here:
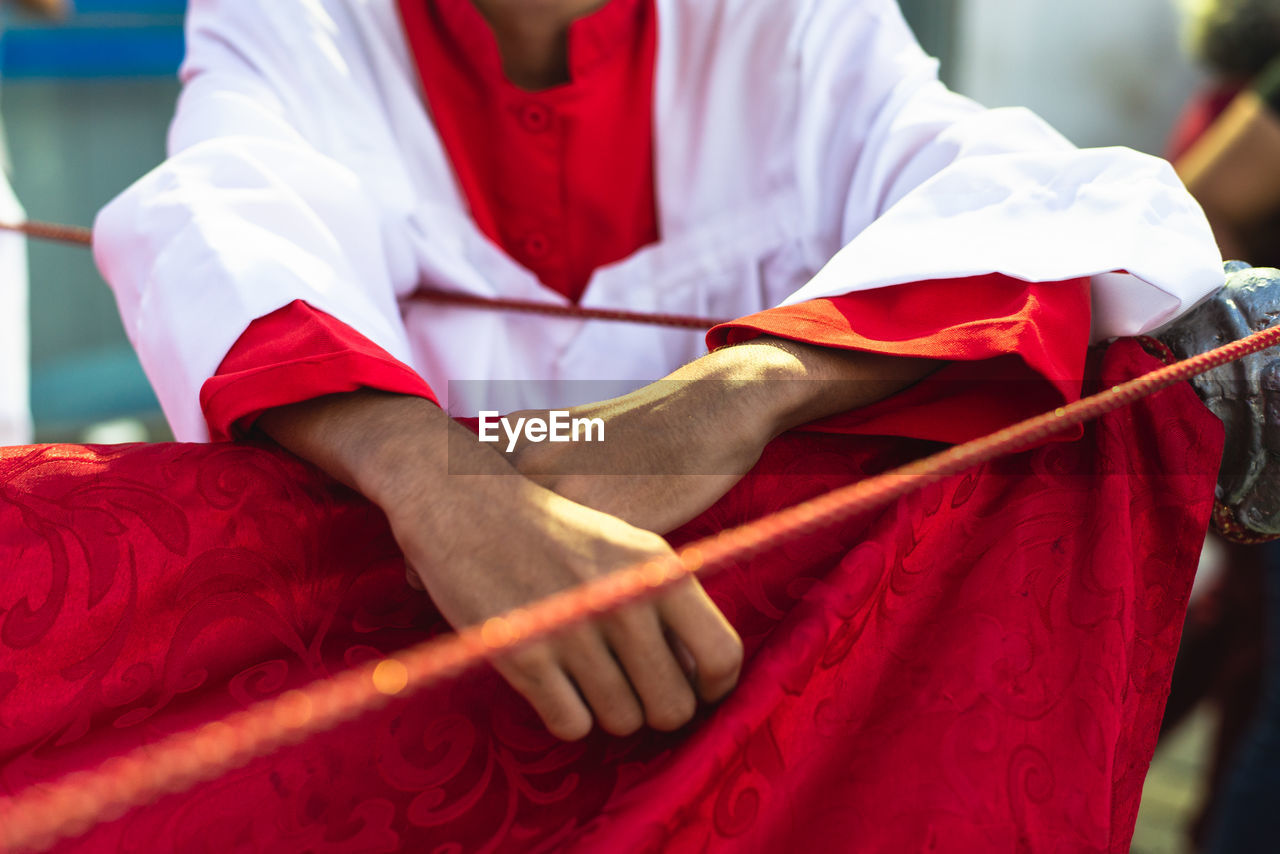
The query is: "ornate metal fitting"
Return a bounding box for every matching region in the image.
[1156,262,1280,536]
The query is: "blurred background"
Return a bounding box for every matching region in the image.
[0,2,1246,850]
[3,0,181,443]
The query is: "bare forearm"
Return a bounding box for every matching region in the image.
[259,391,434,503]
[502,336,942,535]
[687,337,942,439]
[256,391,519,513]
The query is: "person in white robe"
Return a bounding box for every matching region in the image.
[92,0,1227,740]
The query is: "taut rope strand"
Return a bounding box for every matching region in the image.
[0,219,727,328]
[410,286,729,329]
[0,220,93,248]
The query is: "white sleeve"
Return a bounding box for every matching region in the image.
[93,0,414,442]
[784,0,1224,341]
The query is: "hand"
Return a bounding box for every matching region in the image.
[259,392,743,740]
[390,467,742,740]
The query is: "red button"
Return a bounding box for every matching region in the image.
[524,232,550,258]
[520,103,552,133]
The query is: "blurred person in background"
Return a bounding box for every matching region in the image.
[0,0,66,445]
[1174,0,1280,261]
[1163,1,1280,851]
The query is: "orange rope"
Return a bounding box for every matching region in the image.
[0,220,93,248]
[0,219,726,329]
[1138,335,1280,544]
[3,322,1278,853]
[410,286,728,329]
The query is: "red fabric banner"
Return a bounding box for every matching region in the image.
[0,340,1220,852]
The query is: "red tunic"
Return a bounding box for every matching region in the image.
[401,0,660,302]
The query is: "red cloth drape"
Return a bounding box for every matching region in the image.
[1,340,1220,852]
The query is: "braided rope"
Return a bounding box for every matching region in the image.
[0,219,726,329]
[410,286,729,329]
[2,322,1278,852]
[0,220,93,247]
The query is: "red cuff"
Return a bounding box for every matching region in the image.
[706,274,1091,445]
[200,300,437,442]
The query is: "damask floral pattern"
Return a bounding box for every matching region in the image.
[0,341,1222,852]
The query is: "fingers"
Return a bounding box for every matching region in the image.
[493,632,649,740]
[491,645,593,741]
[557,628,646,736]
[486,581,742,742]
[602,606,698,731]
[657,578,743,703]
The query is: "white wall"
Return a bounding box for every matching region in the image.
[954,0,1204,155]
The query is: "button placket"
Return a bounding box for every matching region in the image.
[523,232,551,259]
[499,94,568,289]
[519,103,552,133]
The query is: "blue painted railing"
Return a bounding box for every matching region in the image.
[3,1,185,79]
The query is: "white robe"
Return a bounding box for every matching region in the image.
[92,0,1224,442]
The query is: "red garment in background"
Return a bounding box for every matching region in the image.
[1166,82,1245,162]
[0,341,1221,852]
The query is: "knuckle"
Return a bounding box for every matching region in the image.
[498,646,556,689]
[594,694,645,737]
[604,607,651,645]
[598,708,644,738]
[699,634,744,691]
[544,706,593,742]
[508,644,554,673]
[647,688,697,732]
[561,626,600,649]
